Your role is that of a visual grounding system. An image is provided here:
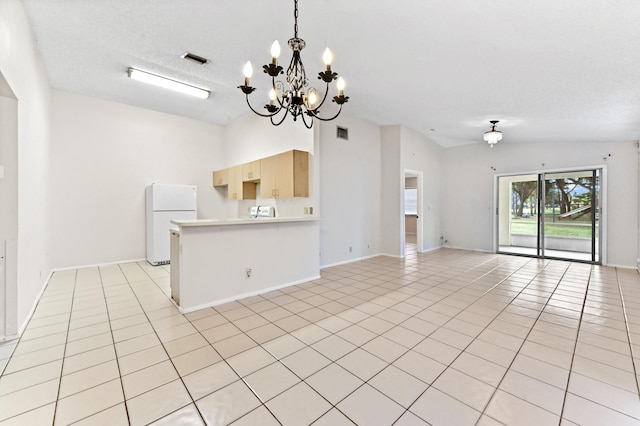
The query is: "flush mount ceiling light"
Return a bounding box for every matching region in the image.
[238,0,349,129]
[127,68,210,99]
[483,120,503,148]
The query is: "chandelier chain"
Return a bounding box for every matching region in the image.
[294,0,299,38]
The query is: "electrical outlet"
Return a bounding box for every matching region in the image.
[349,246,352,252]
[245,268,252,278]
[309,207,313,215]
[304,207,309,214]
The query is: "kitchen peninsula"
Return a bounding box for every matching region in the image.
[169,217,320,312]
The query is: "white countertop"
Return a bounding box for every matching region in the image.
[172,217,319,227]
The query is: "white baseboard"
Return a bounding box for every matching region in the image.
[16,258,150,337]
[17,268,54,337]
[53,258,147,272]
[606,263,637,270]
[321,253,397,269]
[419,246,442,254]
[177,275,321,314]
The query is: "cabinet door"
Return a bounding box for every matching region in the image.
[275,151,295,198]
[277,150,309,198]
[260,155,278,198]
[227,165,242,200]
[292,150,309,197]
[242,160,261,182]
[212,169,228,187]
[260,150,308,198]
[229,165,256,200]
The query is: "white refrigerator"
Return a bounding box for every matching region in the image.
[146,184,197,265]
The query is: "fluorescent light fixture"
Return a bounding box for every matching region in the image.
[127,67,210,99]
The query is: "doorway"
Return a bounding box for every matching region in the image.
[0,70,19,340]
[403,170,423,258]
[496,168,602,263]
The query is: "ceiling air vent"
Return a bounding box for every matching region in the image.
[182,52,209,65]
[337,126,349,140]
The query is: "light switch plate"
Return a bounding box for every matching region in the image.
[0,165,4,179]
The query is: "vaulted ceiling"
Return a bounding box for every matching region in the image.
[22,0,640,147]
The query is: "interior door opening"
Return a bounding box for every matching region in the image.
[0,69,19,339]
[403,170,423,258]
[497,168,602,264]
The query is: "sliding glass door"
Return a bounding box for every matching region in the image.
[497,169,600,263]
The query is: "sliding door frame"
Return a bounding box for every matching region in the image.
[493,165,607,265]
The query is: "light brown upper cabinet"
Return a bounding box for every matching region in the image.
[227,165,256,200]
[242,160,261,182]
[212,169,229,187]
[260,150,309,198]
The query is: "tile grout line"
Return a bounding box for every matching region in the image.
[382,256,547,423]
[387,256,549,419]
[7,252,638,425]
[122,262,210,425]
[471,260,575,426]
[317,254,534,421]
[51,269,78,425]
[557,264,594,424]
[98,265,132,425]
[203,254,482,424]
[266,253,544,424]
[614,268,640,398]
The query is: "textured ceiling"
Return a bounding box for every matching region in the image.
[21,0,640,147]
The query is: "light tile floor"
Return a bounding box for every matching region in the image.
[0,247,639,425]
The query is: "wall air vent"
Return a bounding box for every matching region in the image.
[182,52,209,65]
[336,126,349,140]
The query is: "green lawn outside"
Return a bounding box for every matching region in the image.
[511,221,596,238]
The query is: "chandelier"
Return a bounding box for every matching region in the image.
[483,120,502,147]
[238,0,348,129]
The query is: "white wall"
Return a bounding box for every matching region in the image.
[442,140,638,267]
[380,126,403,257]
[225,114,314,165]
[0,0,53,332]
[50,90,226,268]
[400,126,444,252]
[319,114,382,267]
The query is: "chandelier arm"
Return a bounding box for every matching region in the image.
[239,0,348,126]
[307,104,344,122]
[244,95,282,118]
[300,112,314,129]
[270,108,290,126]
[309,81,331,112]
[272,77,287,109]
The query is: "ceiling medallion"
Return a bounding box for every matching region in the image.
[238,0,348,128]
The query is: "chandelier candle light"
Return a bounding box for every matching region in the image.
[484,120,503,147]
[239,0,349,128]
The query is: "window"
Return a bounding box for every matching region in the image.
[405,188,417,215]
